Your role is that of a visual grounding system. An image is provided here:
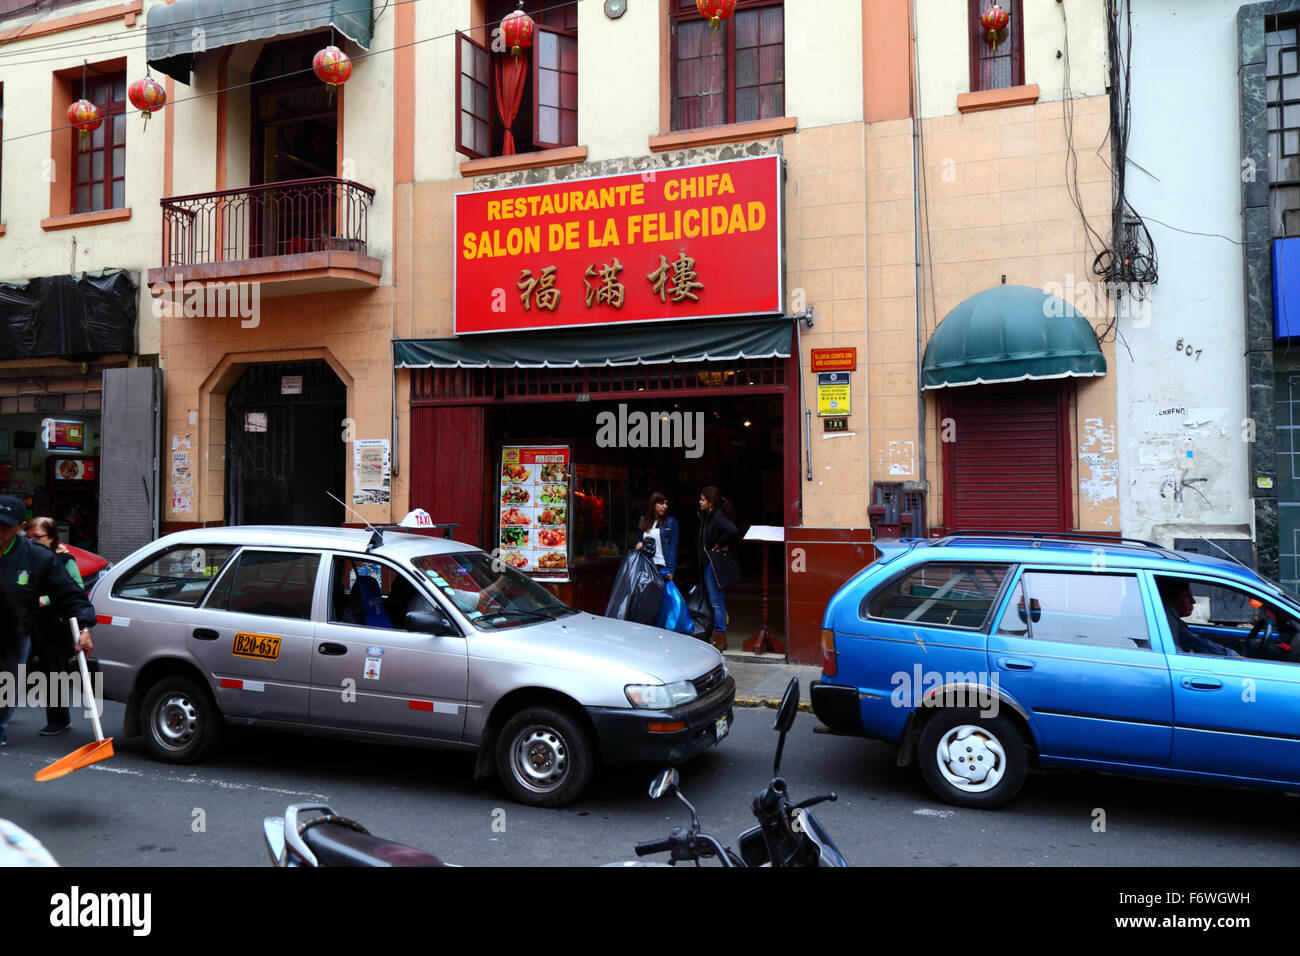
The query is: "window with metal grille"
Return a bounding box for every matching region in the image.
[74,71,126,214]
[670,0,783,132]
[1269,17,1300,238]
[410,358,787,404]
[456,0,577,159]
[968,0,1024,93]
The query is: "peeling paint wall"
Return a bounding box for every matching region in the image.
[1117,0,1252,543]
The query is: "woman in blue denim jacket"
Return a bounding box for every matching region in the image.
[635,492,679,581]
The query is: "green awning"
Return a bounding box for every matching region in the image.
[394,317,794,369]
[922,285,1106,390]
[146,0,373,85]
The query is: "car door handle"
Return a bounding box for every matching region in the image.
[996,657,1035,671]
[193,628,219,641]
[318,643,347,656]
[1181,676,1223,691]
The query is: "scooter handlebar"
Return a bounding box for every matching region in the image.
[635,838,674,857]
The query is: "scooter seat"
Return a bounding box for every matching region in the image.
[301,822,445,867]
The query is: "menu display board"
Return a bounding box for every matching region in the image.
[43,420,85,452]
[498,446,571,580]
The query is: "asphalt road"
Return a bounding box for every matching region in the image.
[2,701,1298,867]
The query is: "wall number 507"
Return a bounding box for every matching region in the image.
[1175,339,1202,360]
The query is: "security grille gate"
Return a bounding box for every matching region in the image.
[942,384,1070,532]
[98,367,162,563]
[226,360,346,526]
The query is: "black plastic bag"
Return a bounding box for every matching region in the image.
[604,549,666,625]
[685,584,714,639]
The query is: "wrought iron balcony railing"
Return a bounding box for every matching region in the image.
[160,177,376,269]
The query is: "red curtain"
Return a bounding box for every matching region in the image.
[494,55,528,155]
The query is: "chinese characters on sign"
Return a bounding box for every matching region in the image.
[646,253,704,303]
[518,265,562,311]
[455,156,781,333]
[584,259,625,309]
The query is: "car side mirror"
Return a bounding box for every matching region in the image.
[1016,598,1042,624]
[405,609,458,636]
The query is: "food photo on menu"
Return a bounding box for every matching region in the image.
[502,484,530,505]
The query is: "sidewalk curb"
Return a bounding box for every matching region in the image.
[735,696,814,712]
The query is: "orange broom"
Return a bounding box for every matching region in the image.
[35,619,114,781]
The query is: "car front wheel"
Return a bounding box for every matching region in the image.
[495,705,594,808]
[918,709,1027,810]
[141,676,222,764]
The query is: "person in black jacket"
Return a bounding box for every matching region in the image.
[0,496,94,746]
[698,486,739,651]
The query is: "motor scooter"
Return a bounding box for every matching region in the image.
[627,677,847,866]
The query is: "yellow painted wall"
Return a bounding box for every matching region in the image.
[0,12,164,354]
[917,0,1108,118]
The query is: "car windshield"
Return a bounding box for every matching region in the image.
[411,552,575,631]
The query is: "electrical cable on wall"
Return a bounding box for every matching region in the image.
[1090,0,1158,346]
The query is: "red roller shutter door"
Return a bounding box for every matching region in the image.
[942,385,1070,532]
[410,405,487,547]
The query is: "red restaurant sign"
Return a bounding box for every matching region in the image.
[455,155,783,334]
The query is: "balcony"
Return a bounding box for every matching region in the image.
[146,177,383,299]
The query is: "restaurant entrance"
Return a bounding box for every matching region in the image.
[407,354,796,647]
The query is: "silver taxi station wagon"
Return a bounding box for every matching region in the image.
[90,526,734,807]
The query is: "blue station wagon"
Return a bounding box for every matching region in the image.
[811,532,1300,808]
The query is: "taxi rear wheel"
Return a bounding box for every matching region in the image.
[141,676,222,764]
[495,706,594,808]
[917,709,1026,810]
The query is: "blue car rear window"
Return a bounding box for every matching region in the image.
[863,562,1011,629]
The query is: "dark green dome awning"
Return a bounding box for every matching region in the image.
[922,285,1107,390]
[394,316,792,369]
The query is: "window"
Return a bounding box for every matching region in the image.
[328,555,437,630]
[112,545,238,606]
[671,0,783,131]
[996,571,1150,650]
[864,563,1010,629]
[1268,18,1300,237]
[456,0,578,159]
[74,70,127,213]
[1154,574,1300,661]
[206,550,320,620]
[968,0,1024,93]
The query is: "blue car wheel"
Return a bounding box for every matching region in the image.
[918,709,1027,810]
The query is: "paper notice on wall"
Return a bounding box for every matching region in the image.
[353,439,391,505]
[171,443,194,514]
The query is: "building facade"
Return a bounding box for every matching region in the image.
[0,0,1131,661]
[0,0,163,562]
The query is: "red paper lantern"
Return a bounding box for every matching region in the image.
[313,45,353,98]
[67,99,102,150]
[501,8,535,57]
[980,3,1010,50]
[696,0,736,32]
[128,75,167,130]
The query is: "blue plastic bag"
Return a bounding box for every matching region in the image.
[656,572,694,634]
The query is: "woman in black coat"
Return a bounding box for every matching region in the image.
[698,486,740,651]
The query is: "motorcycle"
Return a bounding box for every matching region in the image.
[263,804,447,867]
[262,678,844,867]
[629,677,847,867]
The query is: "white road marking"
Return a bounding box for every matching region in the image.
[21,754,329,800]
[913,808,955,818]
